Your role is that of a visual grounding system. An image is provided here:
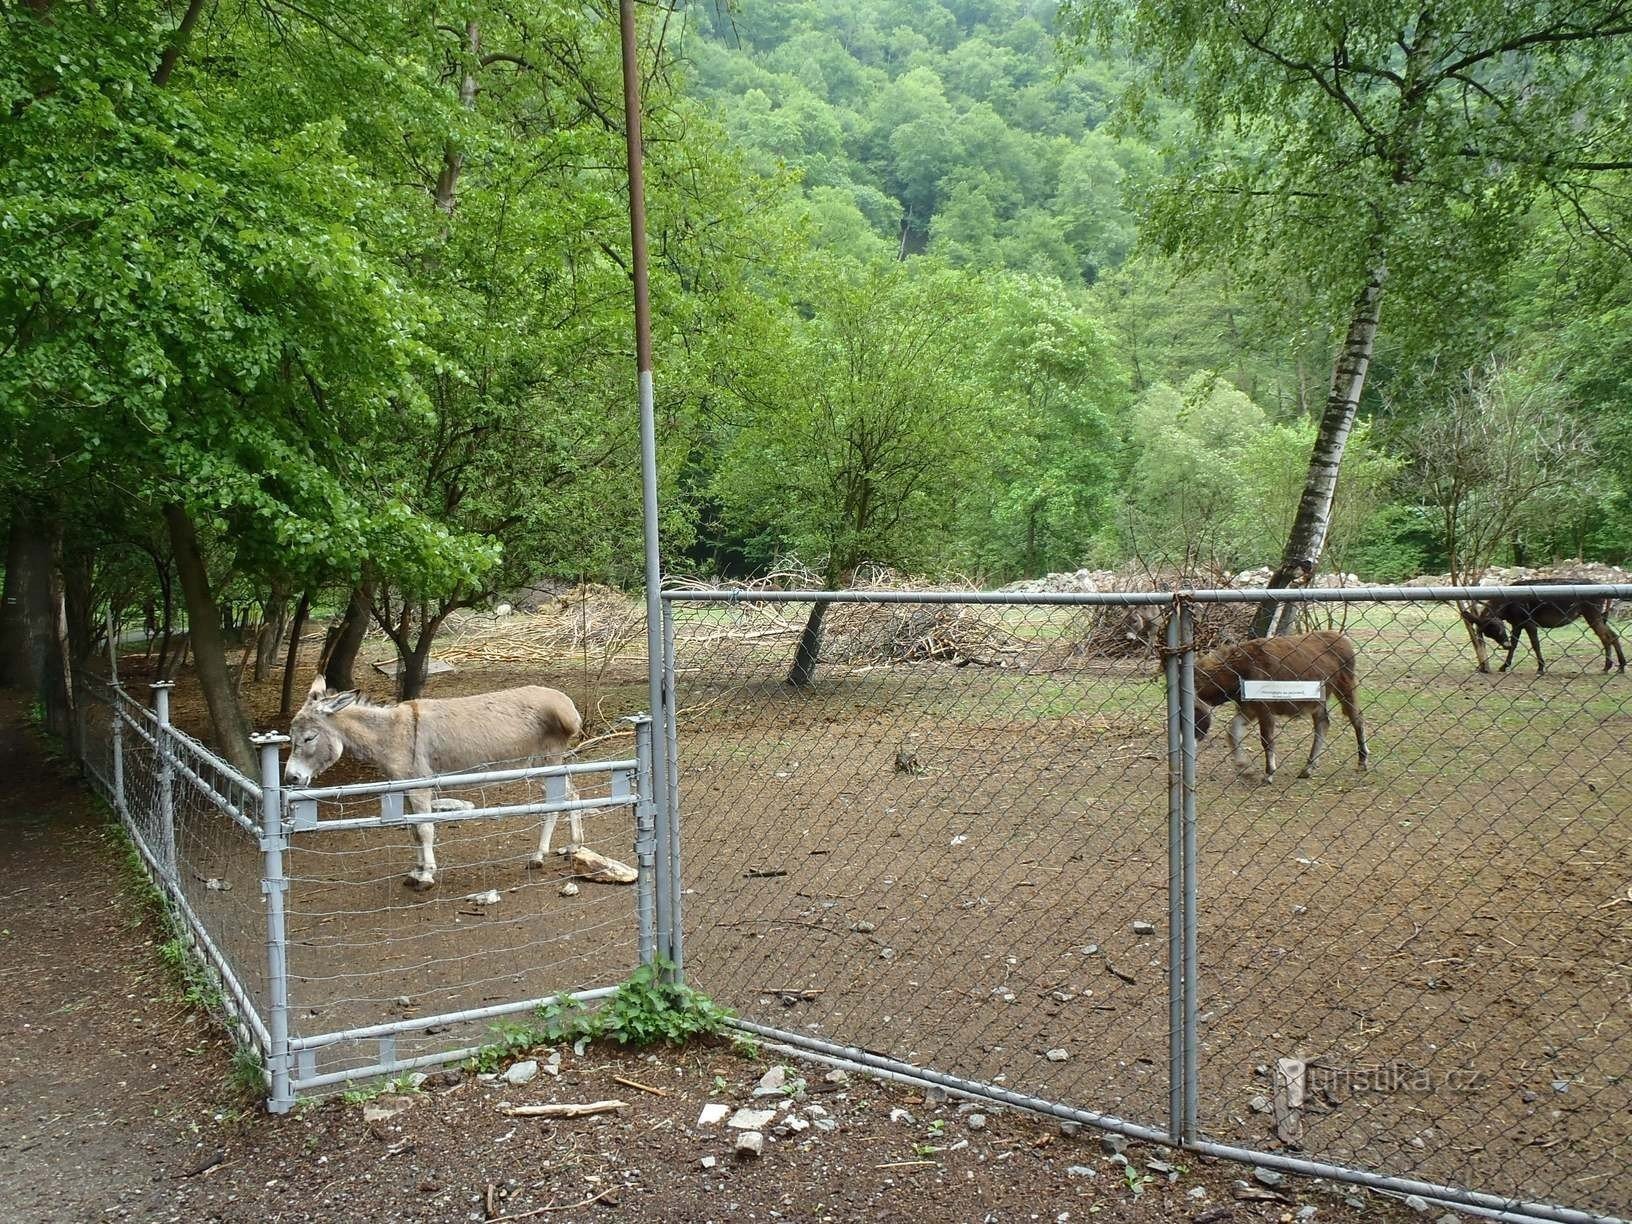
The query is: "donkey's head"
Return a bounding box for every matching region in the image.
[285,676,360,785]
[1461,605,1510,647]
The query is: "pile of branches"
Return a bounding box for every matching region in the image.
[1044,563,1258,666]
[821,599,1027,667]
[438,585,645,665]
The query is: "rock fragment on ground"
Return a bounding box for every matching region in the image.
[501,1060,538,1086]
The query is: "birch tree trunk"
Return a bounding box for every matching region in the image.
[163,503,256,775]
[1252,261,1387,637]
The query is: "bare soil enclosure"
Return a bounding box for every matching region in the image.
[100,593,1631,1219]
[665,598,1632,1219]
[0,694,1442,1223]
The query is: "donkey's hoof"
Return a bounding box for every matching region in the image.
[404,875,436,891]
[1297,768,1314,779]
[526,855,546,870]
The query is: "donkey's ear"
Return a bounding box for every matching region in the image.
[319,690,360,715]
[307,674,329,699]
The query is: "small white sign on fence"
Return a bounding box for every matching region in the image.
[1241,679,1325,702]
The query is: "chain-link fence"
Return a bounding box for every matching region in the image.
[74,678,657,1111]
[662,585,1631,1224]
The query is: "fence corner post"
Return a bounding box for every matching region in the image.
[150,681,177,884]
[626,715,658,969]
[252,730,295,1115]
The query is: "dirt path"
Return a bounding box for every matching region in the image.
[0,695,1429,1224]
[0,696,243,1222]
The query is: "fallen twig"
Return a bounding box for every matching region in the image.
[874,1159,939,1169]
[500,1100,626,1119]
[612,1074,669,1097]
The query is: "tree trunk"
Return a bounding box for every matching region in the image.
[254,587,288,683]
[1252,260,1387,637]
[788,598,832,688]
[0,510,69,733]
[0,513,50,689]
[154,562,174,676]
[163,503,255,775]
[280,591,311,718]
[398,637,436,701]
[324,583,372,690]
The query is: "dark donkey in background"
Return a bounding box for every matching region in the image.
[1462,581,1626,675]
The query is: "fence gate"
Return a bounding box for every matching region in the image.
[660,585,1632,1224]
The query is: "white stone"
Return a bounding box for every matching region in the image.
[501,1060,538,1086]
[699,1155,717,1169]
[1046,1048,1070,1062]
[727,1107,778,1130]
[735,1131,765,1158]
[752,1066,789,1097]
[889,1108,916,1124]
[697,1102,730,1127]
[559,881,579,898]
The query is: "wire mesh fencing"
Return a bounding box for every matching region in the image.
[73,677,658,1110]
[279,740,651,1095]
[661,585,1631,1223]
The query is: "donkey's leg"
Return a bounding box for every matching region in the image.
[1587,609,1624,672]
[1228,711,1250,770]
[1257,709,1277,783]
[529,810,560,869]
[529,768,582,867]
[1526,625,1545,675]
[405,788,436,890]
[1337,687,1369,770]
[566,776,584,849]
[1300,704,1329,779]
[1500,628,1522,673]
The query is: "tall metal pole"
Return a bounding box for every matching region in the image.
[253,732,294,1113]
[619,0,673,973]
[1163,610,1184,1143]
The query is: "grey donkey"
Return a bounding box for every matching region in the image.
[284,676,584,889]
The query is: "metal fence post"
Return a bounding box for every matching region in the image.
[661,599,684,979]
[252,732,295,1114]
[106,611,126,818]
[150,681,178,885]
[628,716,657,967]
[110,687,127,819]
[1177,600,1201,1142]
[1163,607,1184,1144]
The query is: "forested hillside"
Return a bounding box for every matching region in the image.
[3,1,1630,759]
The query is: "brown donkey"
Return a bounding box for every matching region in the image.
[1192,630,1369,783]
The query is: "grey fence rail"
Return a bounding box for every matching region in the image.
[660,584,1632,1224]
[75,678,659,1112]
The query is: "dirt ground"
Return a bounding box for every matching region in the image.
[1,692,1440,1224]
[58,601,1632,1220]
